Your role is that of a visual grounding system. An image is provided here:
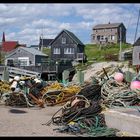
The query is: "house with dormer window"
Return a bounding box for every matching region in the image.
[49,29,86,62]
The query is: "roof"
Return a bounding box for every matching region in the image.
[21,47,48,56]
[6,47,48,58]
[133,37,140,46]
[2,41,18,52]
[39,39,53,46]
[93,23,125,29]
[49,29,85,46]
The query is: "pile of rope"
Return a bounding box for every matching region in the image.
[101,78,140,108]
[43,83,119,136]
[0,80,11,96]
[3,92,28,107]
[0,79,81,107]
[42,82,81,106]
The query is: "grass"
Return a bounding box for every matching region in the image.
[42,47,51,57]
[42,43,133,70]
[85,43,132,62]
[77,43,133,70]
[43,43,132,61]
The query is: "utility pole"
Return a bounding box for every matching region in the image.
[119,26,122,61]
[40,26,44,52]
[0,42,2,64]
[41,28,44,52]
[134,9,140,44]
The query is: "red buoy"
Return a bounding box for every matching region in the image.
[114,72,124,82]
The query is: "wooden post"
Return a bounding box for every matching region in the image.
[77,70,84,85]
[2,66,9,82]
[62,70,70,85]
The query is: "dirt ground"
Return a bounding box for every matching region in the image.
[0,105,76,137]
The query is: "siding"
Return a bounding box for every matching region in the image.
[132,45,140,65]
[51,31,78,60]
[7,48,35,65]
[92,24,126,44]
[5,47,48,66]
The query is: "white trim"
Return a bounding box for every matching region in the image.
[62,37,66,44]
[53,48,60,54]
[64,48,74,54]
[18,57,29,66]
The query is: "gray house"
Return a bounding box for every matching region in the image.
[5,47,48,66]
[132,37,140,65]
[49,29,86,61]
[91,22,126,44]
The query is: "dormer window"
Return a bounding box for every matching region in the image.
[62,37,66,44]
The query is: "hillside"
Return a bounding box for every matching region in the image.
[43,43,132,62]
[42,43,133,71]
[85,43,132,62]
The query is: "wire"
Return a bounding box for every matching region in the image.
[134,9,140,43]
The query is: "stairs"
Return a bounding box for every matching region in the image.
[0,66,41,78]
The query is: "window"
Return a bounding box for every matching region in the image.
[7,59,14,66]
[18,57,29,66]
[62,37,66,44]
[19,60,28,66]
[101,36,104,40]
[97,35,100,41]
[111,35,115,40]
[110,35,115,40]
[53,48,60,54]
[64,48,74,54]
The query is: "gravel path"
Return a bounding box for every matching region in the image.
[0,105,76,137]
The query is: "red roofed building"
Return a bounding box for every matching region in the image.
[2,41,18,52]
[1,32,19,52]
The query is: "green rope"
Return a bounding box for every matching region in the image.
[95,116,99,128]
[88,127,119,137]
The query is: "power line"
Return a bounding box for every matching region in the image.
[134,9,140,44]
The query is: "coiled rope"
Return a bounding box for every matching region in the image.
[101,78,140,108]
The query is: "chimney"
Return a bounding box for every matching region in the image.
[108,22,110,24]
[2,32,5,42]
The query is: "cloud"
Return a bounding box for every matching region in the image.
[0,3,139,46]
[0,17,17,28]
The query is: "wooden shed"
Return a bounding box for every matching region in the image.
[5,47,48,67]
[132,37,140,65]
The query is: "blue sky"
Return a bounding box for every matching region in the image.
[0,3,140,46]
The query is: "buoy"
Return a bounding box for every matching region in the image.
[114,72,124,82]
[14,76,20,81]
[34,78,41,83]
[71,98,80,106]
[10,81,18,91]
[130,80,140,90]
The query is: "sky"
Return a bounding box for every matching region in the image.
[0,3,140,47]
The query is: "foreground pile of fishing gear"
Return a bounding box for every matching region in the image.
[43,83,120,137]
[42,67,140,137]
[1,66,140,136]
[0,76,81,108]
